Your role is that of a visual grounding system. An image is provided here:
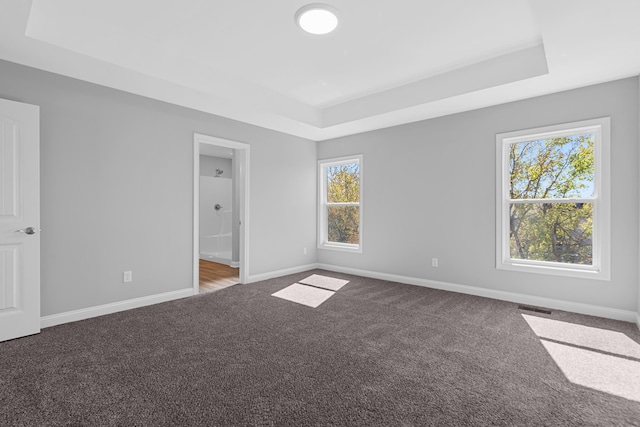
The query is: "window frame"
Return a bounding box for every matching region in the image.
[318,155,363,253]
[495,117,610,280]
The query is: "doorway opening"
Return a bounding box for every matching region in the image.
[193,134,249,294]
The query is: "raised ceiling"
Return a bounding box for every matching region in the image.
[1,0,639,140]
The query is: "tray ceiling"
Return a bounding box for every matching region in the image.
[1,0,639,140]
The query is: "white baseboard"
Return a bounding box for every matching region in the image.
[247,263,319,284]
[41,264,637,329]
[40,288,194,329]
[317,263,638,323]
[637,313,640,331]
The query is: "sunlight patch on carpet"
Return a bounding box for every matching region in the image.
[522,314,640,358]
[299,274,349,291]
[523,313,640,403]
[541,340,640,403]
[272,284,335,308]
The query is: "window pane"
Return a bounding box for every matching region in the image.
[509,134,594,200]
[327,163,360,203]
[327,205,359,244]
[509,202,592,265]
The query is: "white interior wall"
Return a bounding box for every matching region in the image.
[199,176,232,258]
[199,156,232,178]
[318,78,639,314]
[200,155,236,262]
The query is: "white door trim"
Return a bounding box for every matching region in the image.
[0,98,40,342]
[193,134,250,293]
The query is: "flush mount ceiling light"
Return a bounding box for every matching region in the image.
[295,4,339,35]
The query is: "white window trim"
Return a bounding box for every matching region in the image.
[495,117,611,280]
[318,155,363,253]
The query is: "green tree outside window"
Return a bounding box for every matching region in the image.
[509,134,594,264]
[326,163,360,244]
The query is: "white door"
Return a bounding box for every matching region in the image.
[0,98,40,342]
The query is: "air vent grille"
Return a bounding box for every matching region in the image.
[518,305,552,315]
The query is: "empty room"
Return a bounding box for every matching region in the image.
[1,0,639,425]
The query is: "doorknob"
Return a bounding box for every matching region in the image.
[15,227,39,235]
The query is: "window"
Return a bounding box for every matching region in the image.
[496,118,610,280]
[318,155,363,252]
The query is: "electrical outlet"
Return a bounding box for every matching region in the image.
[431,258,438,267]
[123,271,132,283]
[303,247,308,255]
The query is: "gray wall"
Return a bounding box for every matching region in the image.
[0,59,317,317]
[1,57,636,318]
[318,78,639,312]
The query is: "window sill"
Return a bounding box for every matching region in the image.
[497,261,610,281]
[318,243,362,254]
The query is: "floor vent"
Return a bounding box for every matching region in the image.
[518,305,552,315]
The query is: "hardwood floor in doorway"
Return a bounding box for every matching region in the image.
[199,260,239,293]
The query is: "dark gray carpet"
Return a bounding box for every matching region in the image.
[1,269,639,426]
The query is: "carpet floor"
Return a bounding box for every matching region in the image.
[1,269,639,426]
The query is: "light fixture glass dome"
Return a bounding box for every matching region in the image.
[295,4,339,35]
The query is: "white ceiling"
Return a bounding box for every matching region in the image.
[1,0,639,141]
